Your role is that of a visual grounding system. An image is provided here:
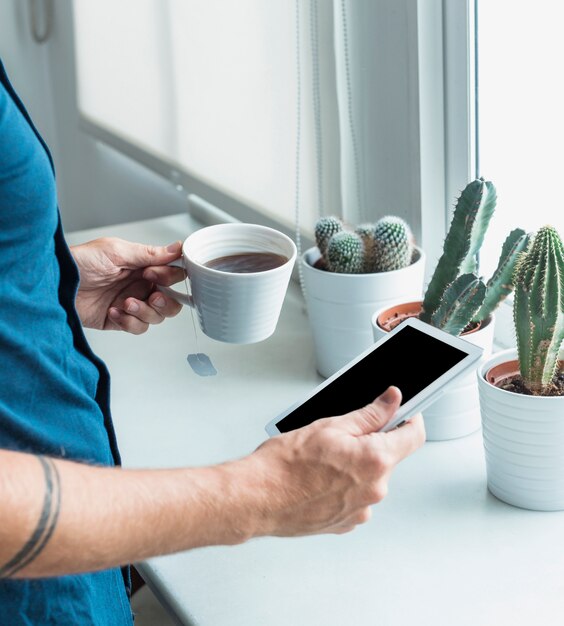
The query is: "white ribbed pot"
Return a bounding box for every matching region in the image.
[301,246,425,379]
[371,301,495,441]
[478,348,564,512]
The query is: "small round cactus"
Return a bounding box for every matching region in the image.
[313,214,415,274]
[355,223,377,272]
[315,216,343,257]
[372,216,414,272]
[327,231,364,274]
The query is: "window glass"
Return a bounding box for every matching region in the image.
[73,0,336,232]
[476,0,564,273]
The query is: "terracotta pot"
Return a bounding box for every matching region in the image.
[371,301,494,441]
[478,349,564,511]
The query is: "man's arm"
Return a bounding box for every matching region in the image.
[0,449,254,578]
[0,387,425,579]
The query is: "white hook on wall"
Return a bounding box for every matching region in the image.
[29,0,54,44]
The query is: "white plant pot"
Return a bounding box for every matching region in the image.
[420,317,495,440]
[478,348,564,512]
[371,302,495,441]
[301,246,425,379]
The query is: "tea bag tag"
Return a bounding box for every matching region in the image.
[187,353,217,377]
[183,268,218,376]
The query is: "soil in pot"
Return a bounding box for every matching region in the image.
[486,359,564,397]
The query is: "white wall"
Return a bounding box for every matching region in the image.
[0,0,186,234]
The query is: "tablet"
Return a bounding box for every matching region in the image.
[265,317,483,436]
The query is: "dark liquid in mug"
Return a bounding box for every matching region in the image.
[204,252,288,273]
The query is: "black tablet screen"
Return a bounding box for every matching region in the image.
[275,325,467,433]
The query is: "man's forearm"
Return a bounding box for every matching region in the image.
[0,391,426,578]
[0,450,259,579]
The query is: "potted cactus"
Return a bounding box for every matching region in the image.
[301,215,426,378]
[372,178,530,440]
[477,225,564,511]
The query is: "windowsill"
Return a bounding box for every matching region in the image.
[65,211,564,626]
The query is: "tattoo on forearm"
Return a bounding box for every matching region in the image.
[0,455,61,578]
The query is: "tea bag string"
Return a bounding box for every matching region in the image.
[183,261,199,347]
[167,180,216,376]
[183,253,217,376]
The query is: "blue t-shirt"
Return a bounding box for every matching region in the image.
[0,62,133,625]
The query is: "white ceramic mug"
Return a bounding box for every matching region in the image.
[158,223,297,344]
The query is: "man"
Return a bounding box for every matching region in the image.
[0,59,425,624]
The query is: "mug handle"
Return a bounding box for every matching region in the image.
[156,257,194,308]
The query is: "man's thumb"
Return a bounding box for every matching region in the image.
[338,386,403,436]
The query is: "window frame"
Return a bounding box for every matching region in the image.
[443,0,476,217]
[442,0,515,349]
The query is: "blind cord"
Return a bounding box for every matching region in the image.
[310,0,325,219]
[294,0,327,301]
[294,0,308,300]
[340,0,365,223]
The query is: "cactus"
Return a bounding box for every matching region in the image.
[472,228,530,323]
[430,273,486,336]
[513,226,564,394]
[420,178,497,324]
[315,216,343,259]
[327,231,364,274]
[418,178,525,336]
[372,216,414,272]
[314,215,415,274]
[355,223,377,272]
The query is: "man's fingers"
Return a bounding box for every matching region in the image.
[107,308,150,335]
[123,298,165,325]
[113,239,183,269]
[147,292,182,318]
[120,294,182,326]
[332,386,403,436]
[142,265,186,286]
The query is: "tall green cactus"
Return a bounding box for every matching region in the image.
[418,178,526,336]
[472,228,530,323]
[420,178,497,323]
[430,273,486,336]
[513,226,564,393]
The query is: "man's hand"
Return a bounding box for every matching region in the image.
[70,237,185,333]
[0,387,424,579]
[240,386,425,538]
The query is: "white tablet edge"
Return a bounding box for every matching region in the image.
[265,317,484,437]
